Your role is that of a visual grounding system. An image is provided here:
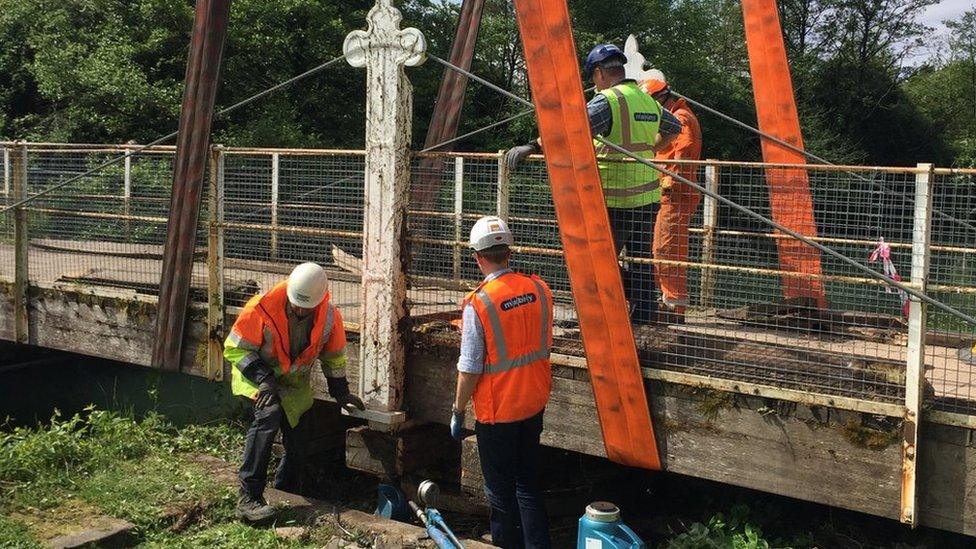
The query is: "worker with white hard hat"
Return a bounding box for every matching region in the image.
[224,262,364,523]
[451,216,554,548]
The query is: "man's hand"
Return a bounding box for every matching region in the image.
[505,142,539,170]
[336,393,366,414]
[327,376,365,414]
[255,377,280,409]
[450,407,465,441]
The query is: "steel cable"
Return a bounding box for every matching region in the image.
[669,90,976,234]
[1,55,347,215]
[429,53,976,326]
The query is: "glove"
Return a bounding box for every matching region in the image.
[337,393,366,414]
[255,377,279,409]
[450,407,465,441]
[505,142,540,170]
[327,377,366,414]
[239,357,274,386]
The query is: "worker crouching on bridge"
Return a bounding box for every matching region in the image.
[450,216,554,549]
[505,44,681,325]
[224,262,365,523]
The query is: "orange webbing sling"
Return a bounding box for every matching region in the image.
[512,0,661,469]
[742,0,827,308]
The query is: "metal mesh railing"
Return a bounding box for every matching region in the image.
[405,153,976,412]
[219,148,366,317]
[4,142,976,416]
[926,168,976,414]
[1,144,184,301]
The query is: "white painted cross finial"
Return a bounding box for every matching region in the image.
[343,0,427,69]
[624,34,656,83]
[344,0,425,418]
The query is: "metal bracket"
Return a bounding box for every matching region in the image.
[342,407,408,429]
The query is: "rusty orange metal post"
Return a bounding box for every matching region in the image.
[153,0,231,370]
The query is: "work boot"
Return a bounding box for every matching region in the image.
[237,492,276,523]
[656,304,686,325]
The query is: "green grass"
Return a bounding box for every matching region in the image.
[0,514,40,549]
[78,454,229,530]
[0,406,364,548]
[0,406,247,546]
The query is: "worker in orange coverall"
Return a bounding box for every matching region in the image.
[641,70,702,322]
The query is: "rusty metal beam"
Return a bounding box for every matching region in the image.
[412,0,485,221]
[152,0,231,371]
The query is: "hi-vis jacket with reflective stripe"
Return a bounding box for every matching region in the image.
[594,80,663,208]
[463,271,554,424]
[224,281,347,427]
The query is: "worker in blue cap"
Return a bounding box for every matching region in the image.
[506,44,682,325]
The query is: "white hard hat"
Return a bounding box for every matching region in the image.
[469,215,514,251]
[287,262,329,308]
[640,69,668,95]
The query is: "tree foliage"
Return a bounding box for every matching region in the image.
[0,0,969,166]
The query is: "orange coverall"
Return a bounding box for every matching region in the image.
[652,97,702,310]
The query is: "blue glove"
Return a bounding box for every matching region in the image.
[450,407,465,441]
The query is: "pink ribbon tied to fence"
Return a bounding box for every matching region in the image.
[868,237,910,318]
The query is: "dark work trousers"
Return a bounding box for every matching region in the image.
[239,401,310,499]
[475,410,551,549]
[607,203,660,324]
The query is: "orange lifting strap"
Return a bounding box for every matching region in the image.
[512,0,661,470]
[742,0,827,308]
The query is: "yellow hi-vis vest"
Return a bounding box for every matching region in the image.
[593,81,663,208]
[225,281,346,427]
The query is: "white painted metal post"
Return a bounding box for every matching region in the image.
[900,162,933,527]
[699,161,719,308]
[270,152,280,261]
[206,145,226,382]
[12,142,29,343]
[123,147,132,240]
[496,150,510,221]
[453,156,464,282]
[344,0,426,417]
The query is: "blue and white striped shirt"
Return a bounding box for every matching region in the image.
[457,267,513,374]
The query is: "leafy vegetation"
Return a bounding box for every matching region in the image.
[0,406,245,545]
[663,505,798,549]
[0,0,972,167]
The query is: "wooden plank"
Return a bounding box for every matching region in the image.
[206,146,225,382]
[345,424,459,480]
[699,161,719,307]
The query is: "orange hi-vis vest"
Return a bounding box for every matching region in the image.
[227,281,338,375]
[464,271,554,424]
[225,281,344,427]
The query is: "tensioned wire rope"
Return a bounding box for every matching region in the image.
[427,53,976,327]
[667,91,976,234]
[427,53,976,235]
[0,55,348,215]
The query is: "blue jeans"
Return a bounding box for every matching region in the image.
[608,203,660,324]
[475,410,551,549]
[238,401,309,498]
